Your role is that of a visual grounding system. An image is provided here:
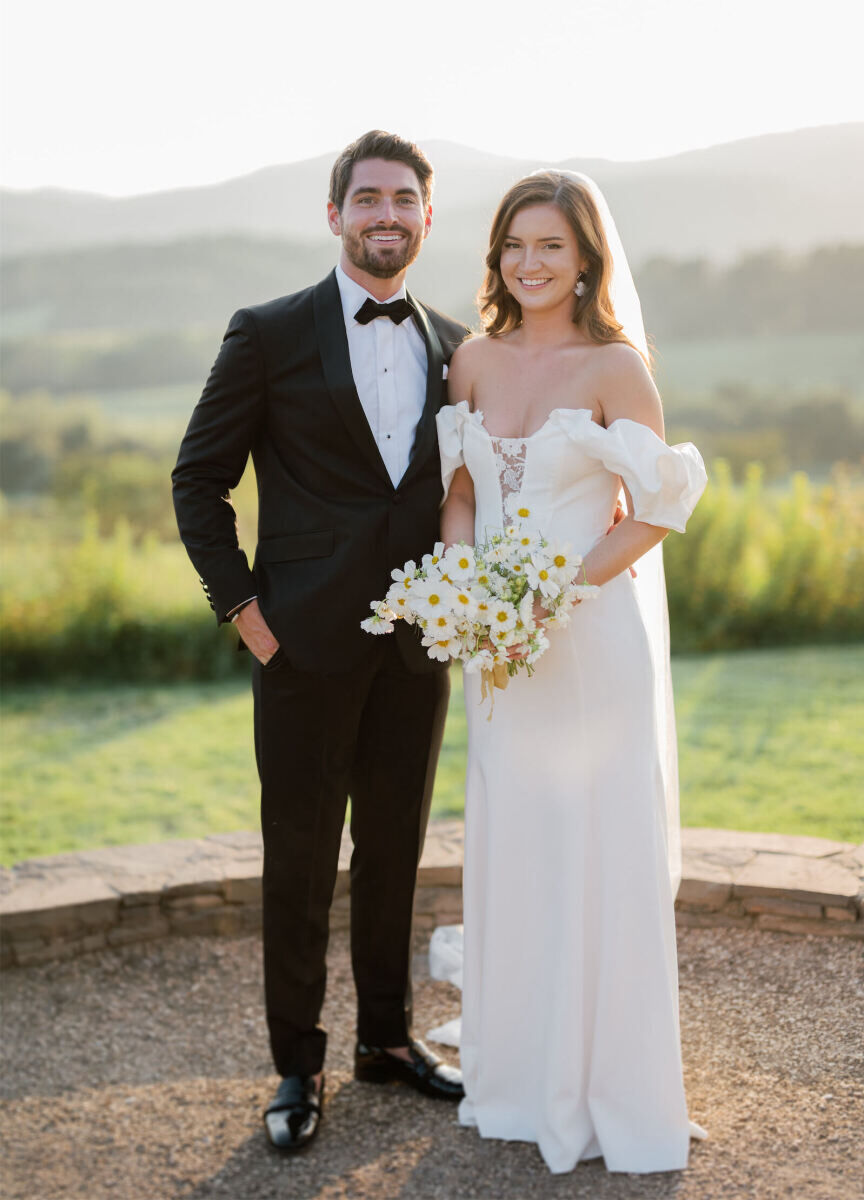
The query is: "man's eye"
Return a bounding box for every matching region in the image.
[398,197,417,205]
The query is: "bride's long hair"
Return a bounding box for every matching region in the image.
[479,171,649,365]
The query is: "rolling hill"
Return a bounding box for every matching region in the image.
[3,124,863,265]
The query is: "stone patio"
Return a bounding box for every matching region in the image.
[1,824,862,968]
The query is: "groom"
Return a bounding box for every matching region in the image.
[172,130,468,1151]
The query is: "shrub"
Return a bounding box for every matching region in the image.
[665,462,864,649]
[1,466,862,681]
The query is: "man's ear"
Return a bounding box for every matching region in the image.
[423,204,433,239]
[327,201,342,237]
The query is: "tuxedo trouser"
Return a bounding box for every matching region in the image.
[252,637,450,1078]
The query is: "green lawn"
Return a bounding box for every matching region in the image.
[2,645,862,865]
[655,331,864,407]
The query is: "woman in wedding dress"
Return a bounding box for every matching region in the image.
[436,171,708,1174]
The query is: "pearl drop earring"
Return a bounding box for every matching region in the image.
[574,272,587,298]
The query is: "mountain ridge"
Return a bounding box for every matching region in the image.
[3,124,863,263]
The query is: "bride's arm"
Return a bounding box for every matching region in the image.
[440,344,477,548]
[442,465,476,548]
[580,345,670,587]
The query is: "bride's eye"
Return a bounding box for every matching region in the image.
[503,241,520,250]
[543,243,563,250]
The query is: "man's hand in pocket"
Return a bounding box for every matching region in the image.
[234,600,280,665]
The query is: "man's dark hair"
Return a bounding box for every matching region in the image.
[329,130,434,212]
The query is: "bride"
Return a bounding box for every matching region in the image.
[436,171,708,1174]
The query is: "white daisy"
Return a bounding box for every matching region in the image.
[421,633,457,663]
[484,543,509,565]
[488,599,517,633]
[425,611,458,639]
[421,541,446,573]
[384,583,417,623]
[391,561,418,593]
[360,600,395,634]
[526,554,561,599]
[513,529,541,556]
[450,585,478,621]
[518,591,538,632]
[411,577,457,621]
[441,543,476,581]
[504,496,533,523]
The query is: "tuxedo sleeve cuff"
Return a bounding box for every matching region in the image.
[228,596,258,622]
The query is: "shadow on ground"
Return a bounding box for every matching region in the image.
[2,927,862,1199]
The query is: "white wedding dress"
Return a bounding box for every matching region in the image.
[436,400,708,1174]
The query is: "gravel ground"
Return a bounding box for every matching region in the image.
[2,926,863,1200]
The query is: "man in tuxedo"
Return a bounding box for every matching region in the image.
[172,130,468,1152]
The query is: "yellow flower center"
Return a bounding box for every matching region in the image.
[517,506,530,518]
[495,611,508,623]
[436,640,449,648]
[520,537,531,546]
[539,569,548,580]
[435,616,447,627]
[554,555,566,568]
[458,556,470,569]
[457,593,469,605]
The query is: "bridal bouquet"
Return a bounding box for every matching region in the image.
[361,513,599,702]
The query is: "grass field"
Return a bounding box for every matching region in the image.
[656,331,864,407]
[2,645,861,865]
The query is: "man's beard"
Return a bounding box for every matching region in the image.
[342,225,424,279]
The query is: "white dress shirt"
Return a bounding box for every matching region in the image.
[335,263,428,488]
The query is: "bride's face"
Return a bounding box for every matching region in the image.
[499,203,586,315]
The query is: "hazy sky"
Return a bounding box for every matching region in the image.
[2,0,862,196]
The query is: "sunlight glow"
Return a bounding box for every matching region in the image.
[1,0,862,195]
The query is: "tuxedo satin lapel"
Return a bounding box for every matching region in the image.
[401,295,445,487]
[312,272,391,487]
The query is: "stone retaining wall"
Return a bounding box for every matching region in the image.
[1,825,861,968]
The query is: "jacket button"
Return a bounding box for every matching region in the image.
[392,493,402,506]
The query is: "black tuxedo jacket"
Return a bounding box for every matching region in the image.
[172,269,469,674]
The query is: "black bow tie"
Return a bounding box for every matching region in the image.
[354,297,414,326]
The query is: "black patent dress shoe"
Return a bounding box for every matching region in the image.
[263,1074,324,1152]
[354,1038,464,1101]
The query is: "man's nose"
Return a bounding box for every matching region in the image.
[379,199,399,224]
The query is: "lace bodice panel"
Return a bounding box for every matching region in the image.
[488,436,528,521]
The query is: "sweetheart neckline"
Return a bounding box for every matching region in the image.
[472,405,599,443]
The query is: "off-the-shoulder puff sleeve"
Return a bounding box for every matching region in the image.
[550,409,707,533]
[436,402,470,502]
